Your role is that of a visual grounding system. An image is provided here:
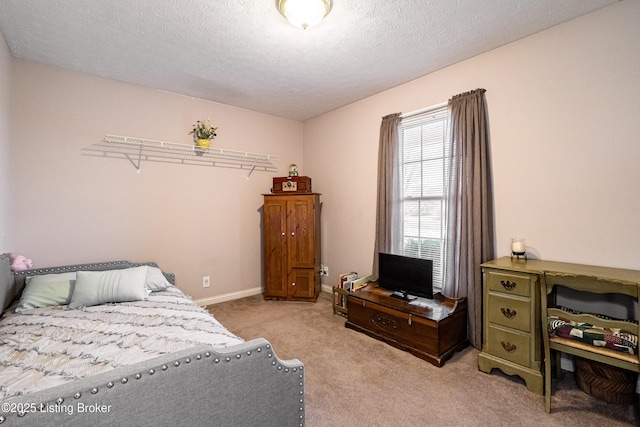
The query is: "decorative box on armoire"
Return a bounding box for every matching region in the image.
[262,193,321,301]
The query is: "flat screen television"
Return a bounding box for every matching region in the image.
[378,252,433,300]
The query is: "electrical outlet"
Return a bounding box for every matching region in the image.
[203,276,210,288]
[321,265,329,277]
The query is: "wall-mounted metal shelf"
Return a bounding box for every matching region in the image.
[82,134,279,176]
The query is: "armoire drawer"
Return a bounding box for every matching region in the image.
[487,294,531,332]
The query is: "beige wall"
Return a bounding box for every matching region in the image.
[7,1,639,301]
[0,30,11,253]
[305,0,640,285]
[11,61,303,299]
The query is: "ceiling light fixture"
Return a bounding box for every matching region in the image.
[278,0,331,30]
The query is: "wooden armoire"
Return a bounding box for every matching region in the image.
[262,193,321,301]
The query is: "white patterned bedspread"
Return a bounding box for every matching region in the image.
[0,286,243,401]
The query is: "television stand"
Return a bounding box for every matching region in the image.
[346,282,468,367]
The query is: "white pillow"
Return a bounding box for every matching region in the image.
[16,272,77,312]
[69,266,148,309]
[145,266,172,291]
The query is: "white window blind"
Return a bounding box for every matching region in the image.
[398,106,450,290]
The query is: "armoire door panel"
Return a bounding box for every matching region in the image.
[287,198,316,269]
[263,199,288,297]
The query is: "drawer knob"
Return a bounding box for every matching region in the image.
[500,280,516,290]
[500,307,517,318]
[501,341,517,352]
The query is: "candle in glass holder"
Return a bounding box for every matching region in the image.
[511,238,526,254]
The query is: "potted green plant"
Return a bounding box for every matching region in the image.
[189,120,218,153]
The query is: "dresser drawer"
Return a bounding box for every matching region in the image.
[488,325,531,367]
[486,270,533,298]
[488,294,531,332]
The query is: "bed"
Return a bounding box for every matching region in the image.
[0,254,305,426]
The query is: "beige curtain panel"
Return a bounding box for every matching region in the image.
[372,112,402,279]
[443,88,495,349]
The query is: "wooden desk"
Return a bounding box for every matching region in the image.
[345,282,468,367]
[478,256,640,396]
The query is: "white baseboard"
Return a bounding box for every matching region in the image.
[196,284,333,307]
[195,287,262,307]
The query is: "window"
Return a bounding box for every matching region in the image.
[397,106,450,290]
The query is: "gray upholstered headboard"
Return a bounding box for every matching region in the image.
[0,253,12,312]
[0,256,175,315]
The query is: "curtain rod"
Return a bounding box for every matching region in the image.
[400,101,448,119]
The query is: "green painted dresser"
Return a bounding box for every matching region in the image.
[478,256,640,396]
[478,257,544,394]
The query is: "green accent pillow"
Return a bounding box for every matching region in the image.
[145,266,172,291]
[69,266,148,309]
[15,272,77,312]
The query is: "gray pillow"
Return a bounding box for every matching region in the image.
[69,266,148,309]
[145,266,172,291]
[15,272,77,312]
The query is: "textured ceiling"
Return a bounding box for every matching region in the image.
[0,0,619,121]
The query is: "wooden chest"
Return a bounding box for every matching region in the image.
[272,176,312,193]
[346,283,468,367]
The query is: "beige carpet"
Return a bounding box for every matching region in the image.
[209,292,636,426]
